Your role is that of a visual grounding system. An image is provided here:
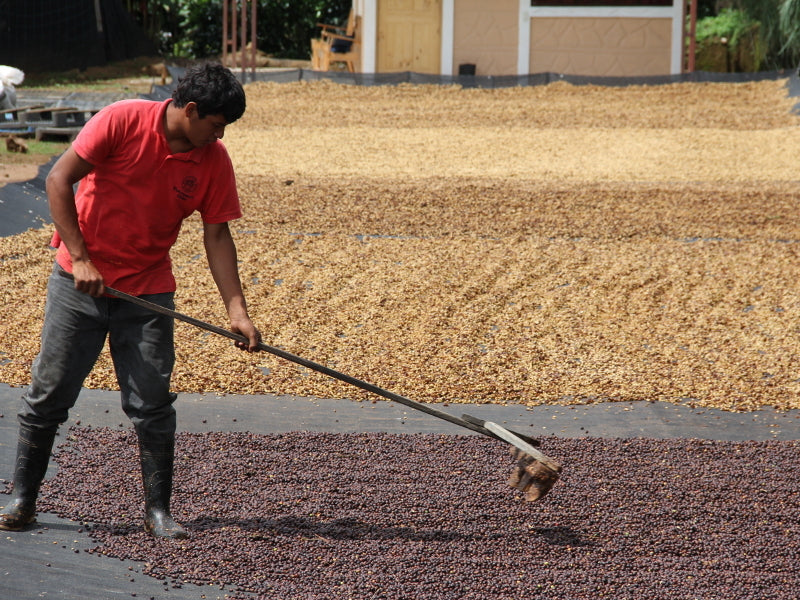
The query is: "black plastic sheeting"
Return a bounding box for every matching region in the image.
[0,383,797,600]
[0,156,56,237]
[0,0,155,73]
[148,66,800,117]
[152,65,800,98]
[789,69,800,113]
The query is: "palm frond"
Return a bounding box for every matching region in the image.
[779,0,800,67]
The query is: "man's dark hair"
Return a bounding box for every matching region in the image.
[172,62,246,123]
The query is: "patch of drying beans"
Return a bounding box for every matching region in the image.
[2,79,800,411]
[33,427,800,600]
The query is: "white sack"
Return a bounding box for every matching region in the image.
[0,66,25,86]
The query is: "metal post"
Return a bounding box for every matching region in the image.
[222,0,229,67]
[222,0,257,77]
[231,1,238,68]
[687,0,697,73]
[250,0,257,77]
[240,0,248,76]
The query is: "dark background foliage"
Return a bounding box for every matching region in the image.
[127,0,351,60]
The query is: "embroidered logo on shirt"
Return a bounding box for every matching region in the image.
[173,175,198,203]
[181,176,198,194]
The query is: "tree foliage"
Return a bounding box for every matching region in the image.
[128,0,351,60]
[728,0,800,69]
[777,0,800,68]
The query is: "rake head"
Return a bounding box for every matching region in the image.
[508,447,561,502]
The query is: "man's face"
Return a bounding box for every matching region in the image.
[186,103,229,148]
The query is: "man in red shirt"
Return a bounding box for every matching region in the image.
[0,63,261,539]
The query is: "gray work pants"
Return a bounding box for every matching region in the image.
[19,263,177,439]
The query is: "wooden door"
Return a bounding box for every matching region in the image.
[377,0,442,74]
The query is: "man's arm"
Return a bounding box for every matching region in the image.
[45,147,105,296]
[203,221,261,351]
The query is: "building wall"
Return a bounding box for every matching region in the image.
[451,0,518,76]
[529,17,673,77]
[362,1,680,76]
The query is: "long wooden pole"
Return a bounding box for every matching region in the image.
[687,0,697,72]
[240,0,248,76]
[251,0,257,77]
[98,283,544,450]
[222,0,229,66]
[223,1,257,76]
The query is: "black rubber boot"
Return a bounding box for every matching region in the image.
[138,437,188,540]
[0,424,56,531]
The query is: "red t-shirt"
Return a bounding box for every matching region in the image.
[51,98,242,295]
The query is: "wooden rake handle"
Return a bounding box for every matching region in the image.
[100,285,543,447]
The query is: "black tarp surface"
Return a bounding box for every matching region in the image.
[0,382,799,599]
[163,65,800,90]
[0,156,54,237]
[0,0,155,73]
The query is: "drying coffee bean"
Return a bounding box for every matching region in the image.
[28,427,800,599]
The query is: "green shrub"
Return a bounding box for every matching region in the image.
[696,9,756,50]
[695,8,764,71]
[778,0,800,68]
[730,0,800,70]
